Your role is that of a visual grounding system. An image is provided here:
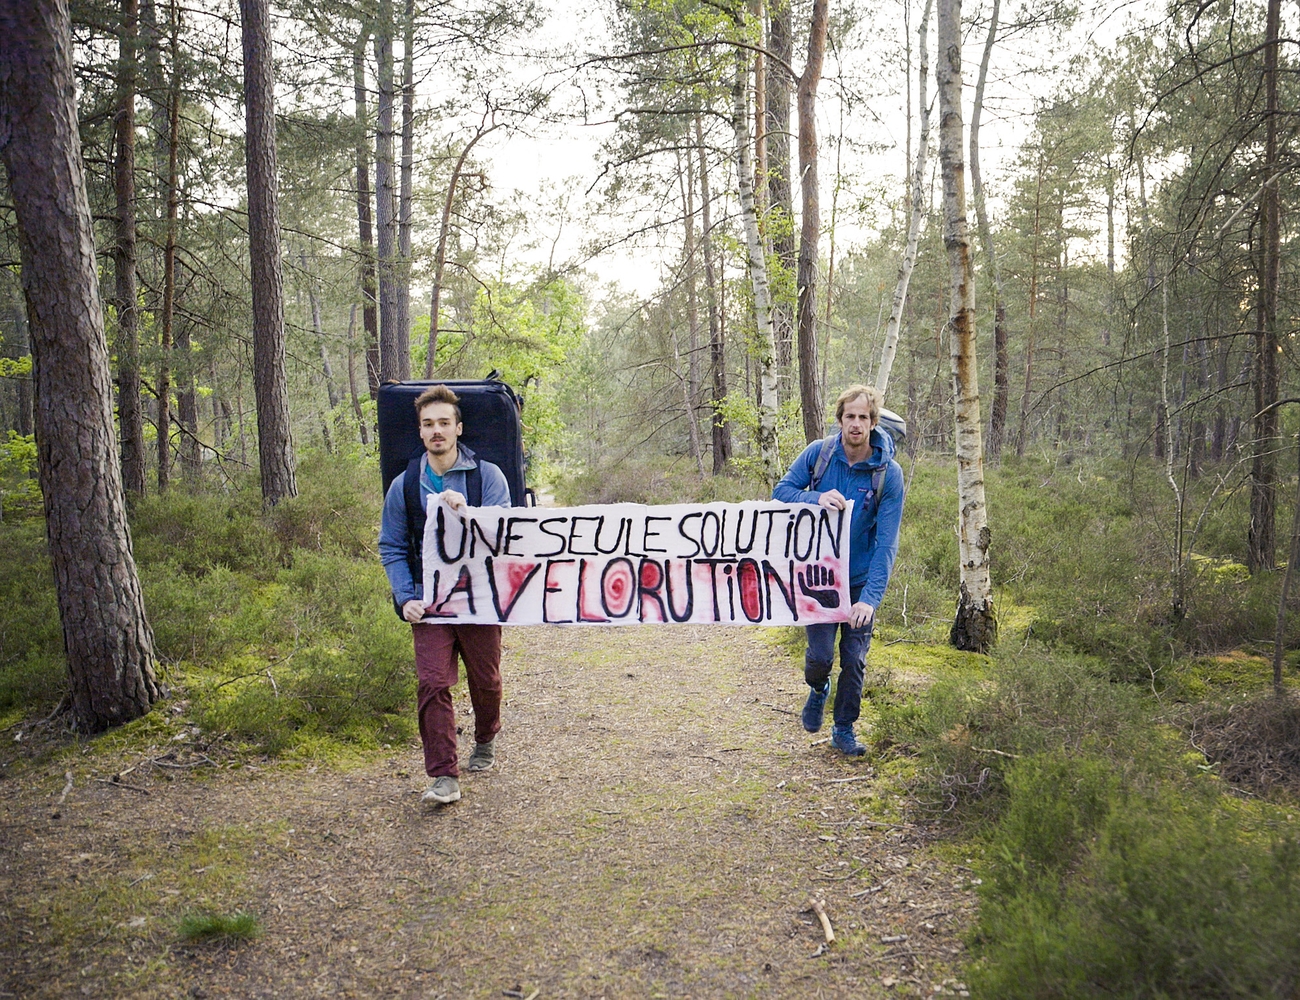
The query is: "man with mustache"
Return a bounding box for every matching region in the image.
[773,384,904,757]
[379,384,511,805]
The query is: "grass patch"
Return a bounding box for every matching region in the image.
[177,910,260,943]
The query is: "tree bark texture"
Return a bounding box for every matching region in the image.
[876,0,932,398]
[0,0,160,729]
[695,115,731,471]
[240,0,297,503]
[353,29,380,397]
[969,0,1008,460]
[1249,0,1281,574]
[936,0,996,653]
[734,52,780,485]
[113,0,146,497]
[796,0,828,442]
[766,0,796,387]
[374,3,406,382]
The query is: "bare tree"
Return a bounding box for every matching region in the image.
[936,0,996,652]
[240,0,297,503]
[969,0,1008,460]
[766,0,796,387]
[795,0,828,442]
[1249,0,1282,573]
[395,0,415,358]
[876,0,932,396]
[733,48,780,484]
[1,0,160,729]
[695,114,732,471]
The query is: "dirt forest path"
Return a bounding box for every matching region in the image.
[2,625,977,999]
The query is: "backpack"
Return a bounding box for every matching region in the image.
[377,376,530,617]
[808,407,906,521]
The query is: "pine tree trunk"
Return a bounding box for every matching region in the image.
[1,0,159,730]
[395,0,414,359]
[695,114,731,472]
[114,0,147,497]
[796,0,828,443]
[374,3,406,382]
[678,152,705,474]
[345,303,369,445]
[1015,154,1044,457]
[877,0,932,397]
[1249,0,1281,574]
[301,249,340,412]
[353,28,380,397]
[240,0,297,504]
[969,0,1007,460]
[766,0,795,391]
[733,51,780,485]
[936,0,996,653]
[157,6,179,493]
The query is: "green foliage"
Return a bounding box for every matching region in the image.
[0,430,41,519]
[555,453,766,506]
[177,910,260,943]
[0,522,65,713]
[2,455,416,758]
[874,645,1153,819]
[971,754,1300,999]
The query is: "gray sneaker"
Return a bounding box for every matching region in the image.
[421,775,461,804]
[467,740,496,772]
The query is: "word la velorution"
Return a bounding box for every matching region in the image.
[418,500,854,626]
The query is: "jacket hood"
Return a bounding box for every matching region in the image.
[867,425,896,468]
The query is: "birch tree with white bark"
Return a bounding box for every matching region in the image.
[936,0,996,652]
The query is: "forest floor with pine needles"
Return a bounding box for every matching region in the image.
[0,624,978,1000]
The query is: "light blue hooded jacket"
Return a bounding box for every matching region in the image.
[772,427,904,609]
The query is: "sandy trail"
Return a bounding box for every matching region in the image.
[1,624,975,999]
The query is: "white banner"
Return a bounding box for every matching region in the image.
[418,499,853,626]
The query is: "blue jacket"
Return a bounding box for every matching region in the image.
[772,427,904,608]
[379,444,511,606]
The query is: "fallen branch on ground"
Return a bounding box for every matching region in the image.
[807,897,835,943]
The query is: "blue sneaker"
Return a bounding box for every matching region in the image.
[802,681,831,733]
[831,724,867,756]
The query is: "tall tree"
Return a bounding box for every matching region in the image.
[1,0,160,729]
[695,114,731,471]
[395,0,415,359]
[1248,0,1282,573]
[936,0,996,652]
[240,0,297,503]
[733,47,780,484]
[795,0,828,441]
[113,0,147,497]
[374,0,407,381]
[156,0,180,492]
[353,27,380,396]
[876,0,932,396]
[970,0,1008,460]
[766,0,796,387]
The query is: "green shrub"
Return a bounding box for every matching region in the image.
[0,522,65,712]
[971,754,1300,999]
[875,645,1153,819]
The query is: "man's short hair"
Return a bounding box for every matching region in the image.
[413,384,461,423]
[835,384,882,425]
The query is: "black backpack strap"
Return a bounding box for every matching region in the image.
[398,450,426,619]
[809,433,839,490]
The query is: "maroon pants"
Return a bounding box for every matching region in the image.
[412,623,503,778]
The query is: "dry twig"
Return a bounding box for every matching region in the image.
[807,897,835,944]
